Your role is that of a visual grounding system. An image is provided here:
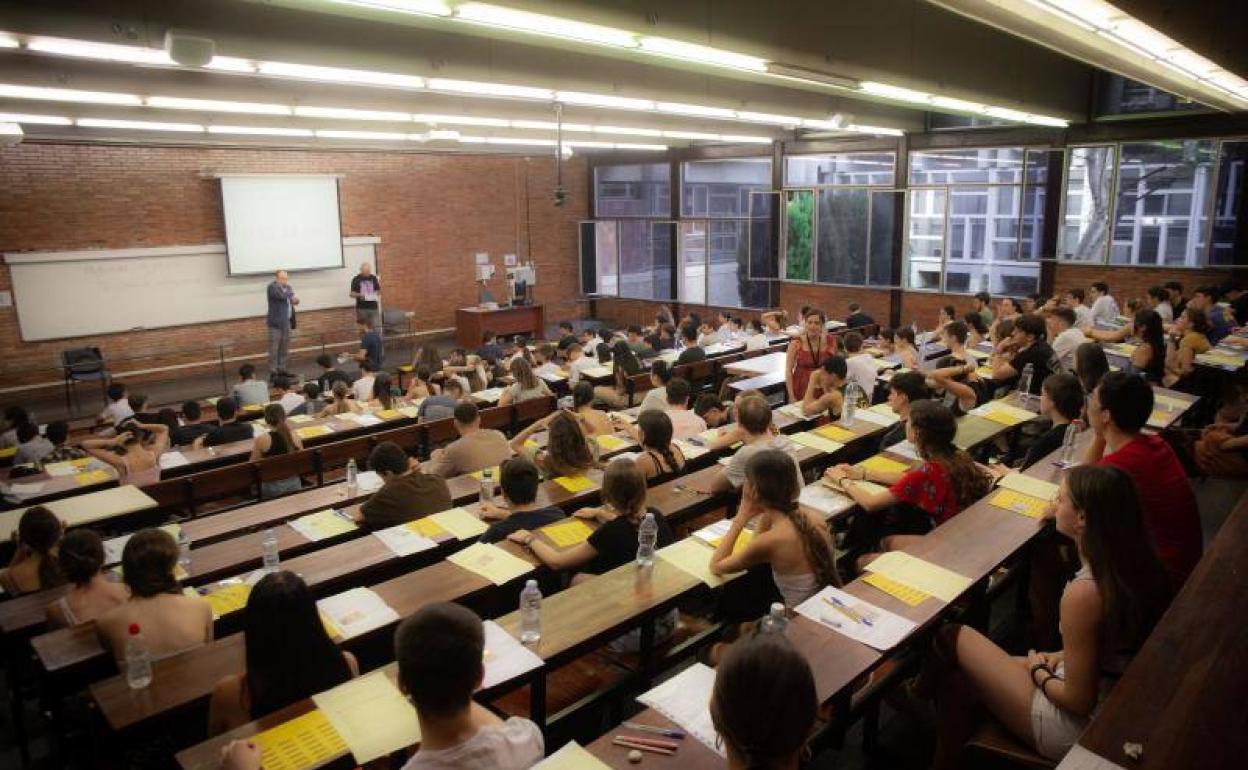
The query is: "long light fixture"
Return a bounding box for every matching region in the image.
[295,105,412,121]
[637,37,768,72]
[0,122,22,137]
[26,37,174,65]
[326,0,451,16]
[207,125,314,137]
[147,96,292,115]
[858,80,1069,127]
[427,78,553,99]
[0,83,142,105]
[315,128,409,140]
[0,33,18,48]
[553,91,655,111]
[0,111,72,125]
[77,118,204,132]
[455,3,638,47]
[258,61,425,90]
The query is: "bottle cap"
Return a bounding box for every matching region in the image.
[128,623,140,635]
[525,578,537,588]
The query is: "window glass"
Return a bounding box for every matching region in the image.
[784,153,896,186]
[909,147,1025,185]
[816,188,871,285]
[748,191,779,279]
[681,159,772,218]
[594,163,670,217]
[618,221,674,300]
[680,158,774,307]
[1109,139,1216,266]
[906,188,946,290]
[678,222,707,304]
[579,220,618,295]
[1211,140,1248,266]
[784,190,814,281]
[1059,146,1115,262]
[868,191,901,287]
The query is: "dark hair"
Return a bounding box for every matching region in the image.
[1042,373,1084,422]
[694,394,723,417]
[128,393,149,411]
[120,528,180,598]
[1132,309,1166,381]
[239,363,255,380]
[396,602,483,717]
[559,321,574,333]
[974,291,991,305]
[1147,286,1168,303]
[1014,314,1046,340]
[57,528,105,586]
[942,321,968,345]
[16,421,39,443]
[1065,465,1172,656]
[637,411,680,475]
[1050,306,1077,327]
[908,400,990,508]
[1091,281,1109,295]
[107,383,126,402]
[316,353,333,369]
[821,354,848,380]
[182,400,203,421]
[879,327,896,343]
[1182,306,1211,334]
[712,633,816,770]
[665,377,692,407]
[843,332,863,353]
[995,318,1015,340]
[744,450,839,588]
[643,332,662,351]
[452,401,479,425]
[650,359,672,385]
[963,312,989,336]
[535,343,556,363]
[1074,343,1110,395]
[737,396,773,434]
[155,407,179,433]
[611,341,642,381]
[848,302,860,312]
[1163,280,1183,293]
[18,506,64,589]
[369,441,409,476]
[1067,287,1086,303]
[263,403,296,452]
[500,456,541,504]
[302,382,321,400]
[896,327,916,345]
[46,420,70,446]
[1194,285,1219,301]
[940,304,956,320]
[360,360,375,374]
[1095,371,1153,433]
[572,381,594,409]
[216,397,238,421]
[889,371,930,403]
[543,411,594,477]
[245,571,352,719]
[680,322,699,343]
[601,457,648,522]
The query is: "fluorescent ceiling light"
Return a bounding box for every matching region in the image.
[593,125,662,137]
[455,3,638,48]
[258,61,425,89]
[315,129,409,140]
[412,113,509,126]
[983,106,1031,122]
[0,123,22,136]
[555,91,654,110]
[326,0,451,16]
[0,84,142,106]
[800,117,843,131]
[77,118,204,132]
[930,96,987,113]
[0,34,18,48]
[510,119,592,132]
[735,111,802,126]
[662,130,720,140]
[861,81,932,103]
[428,78,552,99]
[655,102,736,119]
[26,38,173,65]
[295,106,412,121]
[857,80,1068,126]
[565,139,665,152]
[614,143,667,151]
[637,36,768,72]
[1024,114,1070,127]
[147,96,292,115]
[0,112,73,125]
[207,125,314,137]
[483,136,556,146]
[844,124,905,137]
[426,128,461,140]
[719,135,774,145]
[204,56,257,74]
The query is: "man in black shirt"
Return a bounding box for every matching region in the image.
[194,397,254,448]
[476,330,504,364]
[170,400,216,447]
[316,353,351,395]
[477,457,564,543]
[556,321,577,351]
[990,314,1060,396]
[675,323,706,366]
[877,371,929,453]
[349,262,381,332]
[845,302,875,329]
[352,318,384,371]
[1020,372,1084,470]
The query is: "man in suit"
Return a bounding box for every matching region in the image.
[266,270,299,377]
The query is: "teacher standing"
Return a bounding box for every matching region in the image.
[266,270,298,377]
[350,262,382,331]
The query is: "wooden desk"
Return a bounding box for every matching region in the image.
[1,459,118,508]
[456,304,545,348]
[0,485,156,540]
[724,351,786,377]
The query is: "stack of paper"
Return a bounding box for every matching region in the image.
[596,434,631,452]
[798,482,857,520]
[289,509,358,542]
[693,519,755,554]
[777,403,808,419]
[354,470,384,494]
[857,455,910,476]
[75,469,113,486]
[865,403,902,424]
[296,425,334,439]
[637,663,724,756]
[317,587,400,641]
[372,524,439,557]
[997,473,1060,501]
[971,401,1037,426]
[989,489,1049,518]
[157,452,189,470]
[864,551,972,603]
[795,585,918,650]
[287,414,314,424]
[250,708,347,770]
[553,474,597,493]
[447,542,535,586]
[397,405,422,419]
[473,387,506,402]
[482,620,544,688]
[42,458,91,477]
[862,572,930,606]
[532,742,611,770]
[428,507,488,540]
[313,671,419,764]
[539,518,595,548]
[673,438,709,460]
[815,424,857,443]
[656,538,739,587]
[887,440,922,461]
[789,431,844,454]
[196,582,253,620]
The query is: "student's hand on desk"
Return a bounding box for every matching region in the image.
[219,739,261,770]
[573,506,605,521]
[478,502,509,521]
[507,530,535,546]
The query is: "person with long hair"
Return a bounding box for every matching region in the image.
[991,296,1023,341]
[592,339,644,408]
[825,400,991,569]
[786,309,839,402]
[632,410,686,480]
[250,403,305,499]
[410,344,444,380]
[498,357,551,406]
[894,326,921,369]
[926,354,979,416]
[711,449,840,608]
[208,571,357,735]
[711,633,817,770]
[405,365,441,400]
[1120,309,1167,383]
[0,506,64,595]
[570,381,613,436]
[963,311,990,348]
[1164,307,1211,387]
[510,410,597,479]
[81,421,169,486]
[46,529,128,629]
[319,380,362,417]
[1074,342,1110,397]
[369,372,396,410]
[927,465,1173,767]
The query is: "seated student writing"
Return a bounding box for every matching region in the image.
[893,327,921,369]
[352,361,378,403]
[510,457,675,579]
[0,506,64,596]
[824,400,990,571]
[96,528,212,663]
[478,456,566,543]
[800,355,848,419]
[694,394,729,429]
[564,343,597,386]
[876,371,929,452]
[556,320,577,350]
[927,465,1172,767]
[531,343,563,379]
[82,421,169,486]
[705,396,802,493]
[297,382,325,417]
[676,322,707,365]
[318,381,363,418]
[592,340,644,409]
[569,381,613,436]
[498,358,551,406]
[1074,342,1110,398]
[194,397,254,448]
[169,401,215,447]
[659,377,707,439]
[510,410,598,480]
[315,353,352,395]
[208,571,358,736]
[46,529,127,629]
[99,383,134,429]
[424,401,512,478]
[744,319,769,351]
[963,311,989,348]
[13,421,53,467]
[630,410,686,480]
[356,441,452,530]
[42,420,89,464]
[273,375,304,415]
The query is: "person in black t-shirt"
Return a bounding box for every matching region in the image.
[675,323,706,365]
[508,457,673,577]
[478,457,565,543]
[351,318,384,371]
[170,400,217,447]
[845,302,875,329]
[194,397,254,449]
[315,354,352,395]
[1019,372,1084,470]
[349,262,381,331]
[556,321,577,351]
[988,314,1060,396]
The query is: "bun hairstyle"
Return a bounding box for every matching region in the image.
[57,529,105,586]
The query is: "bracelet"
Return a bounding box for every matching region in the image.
[1029,661,1050,675]
[1039,673,1058,697]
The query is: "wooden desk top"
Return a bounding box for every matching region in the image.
[457,304,544,315]
[0,485,156,540]
[587,709,724,769]
[1,459,118,506]
[724,351,786,377]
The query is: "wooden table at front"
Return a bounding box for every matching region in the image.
[0,485,157,540]
[456,304,545,348]
[724,350,786,377]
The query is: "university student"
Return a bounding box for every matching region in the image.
[926,355,979,416]
[315,353,352,395]
[565,343,598,386]
[46,529,127,629]
[498,358,550,406]
[1088,281,1119,326]
[512,410,597,480]
[232,363,269,408]
[706,397,801,493]
[1082,372,1202,584]
[556,320,577,350]
[352,361,377,403]
[1164,307,1212,387]
[637,360,672,414]
[631,410,686,480]
[319,381,363,418]
[349,261,381,330]
[710,449,840,607]
[744,319,769,351]
[659,377,706,439]
[845,302,874,329]
[1074,342,1110,397]
[1064,288,1093,330]
[170,401,215,447]
[370,372,397,411]
[989,314,1060,396]
[209,571,357,736]
[675,323,706,365]
[478,457,566,543]
[694,393,729,428]
[801,355,848,420]
[82,422,168,486]
[842,332,877,398]
[893,327,921,369]
[13,422,53,466]
[424,402,512,478]
[927,465,1172,767]
[569,381,613,436]
[1129,309,1167,383]
[0,506,64,595]
[298,383,325,416]
[417,378,462,422]
[99,383,135,428]
[406,365,440,400]
[96,528,212,664]
[593,341,643,409]
[991,297,1023,341]
[1046,306,1085,372]
[963,312,989,348]
[971,291,994,326]
[1146,285,1174,323]
[1018,373,1084,470]
[250,404,304,499]
[786,309,838,402]
[273,375,305,416]
[195,398,254,448]
[1189,285,1235,343]
[357,442,452,529]
[510,457,674,577]
[40,421,87,465]
[877,371,929,452]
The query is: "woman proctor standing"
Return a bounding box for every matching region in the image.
[786,309,838,403]
[250,404,305,499]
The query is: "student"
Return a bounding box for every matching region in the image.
[96,529,212,664]
[565,343,598,386]
[697,320,721,348]
[1010,372,1084,470]
[315,354,352,395]
[876,327,896,356]
[1146,285,1174,323]
[761,310,787,336]
[893,327,921,369]
[83,422,169,486]
[934,304,957,336]
[801,355,847,419]
[296,382,326,417]
[845,302,874,329]
[232,364,269,408]
[624,325,648,354]
[694,394,729,428]
[989,314,1060,396]
[630,411,687,480]
[711,633,818,770]
[512,410,596,480]
[842,332,877,398]
[744,319,769,351]
[13,421,53,466]
[126,393,160,426]
[637,360,672,414]
[273,375,305,415]
[1088,281,1120,326]
[195,397,254,447]
[1129,309,1167,383]
[926,355,978,416]
[1164,280,1188,317]
[640,332,662,358]
[972,291,994,326]
[710,449,839,607]
[42,420,89,464]
[1046,306,1085,372]
[786,309,838,402]
[99,383,135,428]
[250,404,304,498]
[0,506,64,595]
[726,316,746,345]
[498,358,551,406]
[993,297,1023,337]
[1083,372,1202,584]
[353,441,453,529]
[716,310,735,342]
[656,323,677,350]
[963,312,989,348]
[209,571,358,735]
[575,327,598,355]
[594,341,643,409]
[169,401,215,446]
[659,378,707,439]
[928,465,1172,767]
[708,397,801,493]
[424,402,513,478]
[569,381,613,436]
[320,381,364,418]
[825,400,990,568]
[352,361,378,403]
[1073,342,1110,397]
[531,344,563,380]
[46,529,128,629]
[1190,285,1235,344]
[556,321,577,350]
[594,328,616,365]
[1064,288,1093,330]
[417,379,462,423]
[478,457,566,543]
[406,365,440,401]
[876,371,929,452]
[476,330,503,365]
[1165,307,1212,387]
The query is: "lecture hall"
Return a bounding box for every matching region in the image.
[0,1,1246,769]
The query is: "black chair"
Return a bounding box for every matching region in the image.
[61,347,109,413]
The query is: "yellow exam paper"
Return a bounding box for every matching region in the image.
[814,424,857,443]
[312,670,420,764]
[553,474,596,493]
[710,528,755,555]
[0,447,15,459]
[789,431,844,454]
[657,538,740,588]
[989,489,1049,519]
[294,509,358,540]
[862,572,930,607]
[865,551,972,603]
[75,469,112,486]
[1153,393,1186,410]
[251,708,347,770]
[287,414,314,424]
[200,583,253,619]
[447,542,535,586]
[997,473,1060,502]
[469,466,500,481]
[296,425,333,439]
[858,455,910,476]
[405,517,448,539]
[241,404,264,413]
[540,518,595,548]
[397,405,422,418]
[596,434,631,452]
[429,507,488,540]
[869,403,899,418]
[979,403,1036,426]
[376,409,402,420]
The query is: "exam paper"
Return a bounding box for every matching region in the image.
[857,405,900,426]
[251,708,346,770]
[997,472,1060,502]
[313,670,419,764]
[531,741,611,770]
[864,551,972,603]
[656,538,740,587]
[372,525,438,557]
[794,585,917,651]
[886,440,921,461]
[798,482,857,520]
[637,663,724,757]
[447,542,535,586]
[789,431,844,455]
[354,470,384,494]
[289,509,358,542]
[672,438,709,460]
[317,587,400,641]
[429,507,488,539]
[158,452,189,470]
[482,619,544,689]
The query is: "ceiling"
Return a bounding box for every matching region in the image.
[0,0,1240,153]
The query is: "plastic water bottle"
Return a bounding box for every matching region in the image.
[635,512,658,568]
[480,467,495,504]
[261,528,280,573]
[1018,363,1035,404]
[177,528,191,570]
[842,382,858,426]
[760,603,789,634]
[125,623,153,690]
[346,458,359,496]
[519,579,542,645]
[1058,421,1079,466]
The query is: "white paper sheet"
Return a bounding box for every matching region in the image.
[887,440,921,460]
[798,482,857,520]
[637,663,723,757]
[794,585,917,651]
[8,482,46,496]
[481,620,544,690]
[158,451,189,470]
[372,526,438,557]
[672,438,709,460]
[354,470,384,494]
[853,408,898,427]
[317,587,400,640]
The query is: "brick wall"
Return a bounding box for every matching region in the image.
[0,143,588,388]
[778,283,892,327]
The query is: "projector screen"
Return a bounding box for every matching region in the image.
[220,175,345,275]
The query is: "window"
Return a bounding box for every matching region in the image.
[1059,146,1115,262]
[785,153,896,186]
[618,221,674,300]
[594,163,670,217]
[1110,139,1216,266]
[680,158,774,307]
[579,221,619,295]
[1093,73,1203,118]
[784,190,814,281]
[1211,140,1248,265]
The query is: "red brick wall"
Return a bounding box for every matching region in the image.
[778,283,892,327]
[1052,263,1236,308]
[0,143,588,387]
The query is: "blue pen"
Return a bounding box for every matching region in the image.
[622,722,686,739]
[828,595,874,627]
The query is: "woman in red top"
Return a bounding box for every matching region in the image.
[786,309,839,402]
[825,400,991,572]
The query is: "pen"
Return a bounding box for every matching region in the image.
[824,595,873,626]
[622,722,686,739]
[612,738,675,756]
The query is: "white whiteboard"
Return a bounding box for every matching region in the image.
[220,175,345,275]
[3,237,378,342]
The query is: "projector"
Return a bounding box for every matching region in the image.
[165,30,215,67]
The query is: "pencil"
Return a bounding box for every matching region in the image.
[613,737,676,755]
[615,734,681,750]
[622,721,686,739]
[823,595,873,626]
